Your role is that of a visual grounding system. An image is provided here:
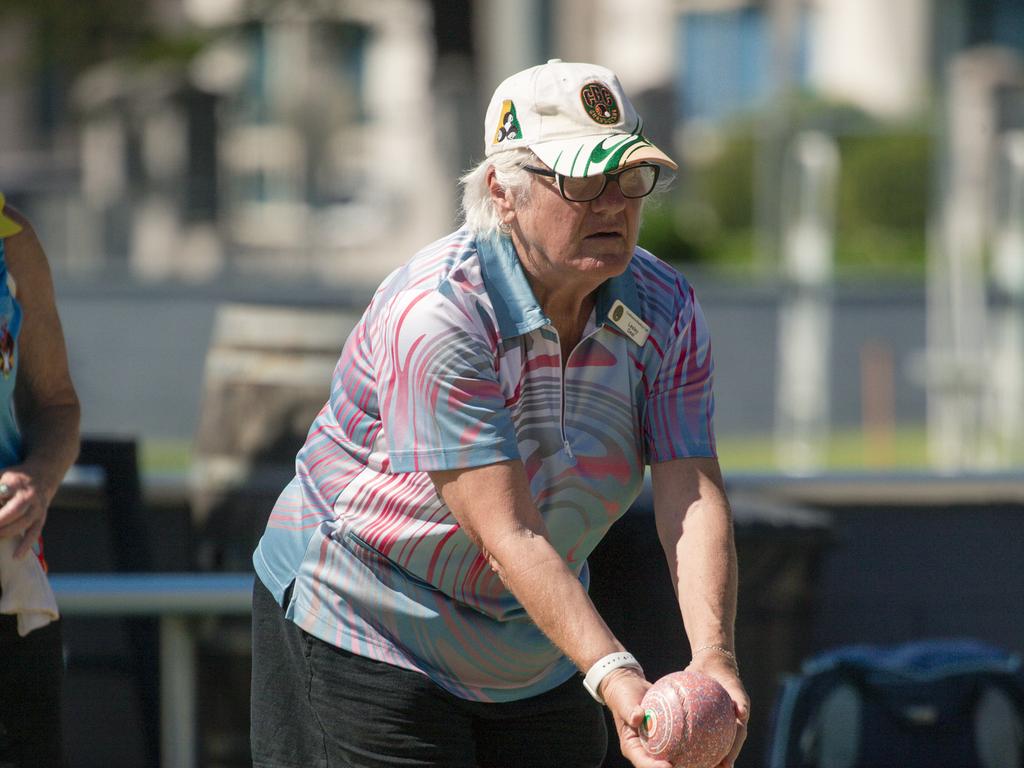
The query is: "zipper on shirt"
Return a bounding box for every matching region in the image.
[563,437,575,460]
[551,325,574,461]
[552,321,600,463]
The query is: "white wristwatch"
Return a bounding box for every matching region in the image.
[582,652,644,705]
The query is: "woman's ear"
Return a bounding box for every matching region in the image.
[486,166,516,228]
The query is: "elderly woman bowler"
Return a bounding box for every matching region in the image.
[251,60,749,768]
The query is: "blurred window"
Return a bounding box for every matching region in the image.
[677,5,811,123]
[968,0,1024,50]
[222,19,371,247]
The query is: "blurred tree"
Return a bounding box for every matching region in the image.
[835,132,931,270]
[840,133,930,230]
[637,200,705,264]
[654,100,932,272]
[0,0,159,72]
[702,134,756,231]
[0,0,208,137]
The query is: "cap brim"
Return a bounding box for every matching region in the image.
[530,133,677,177]
[0,194,22,238]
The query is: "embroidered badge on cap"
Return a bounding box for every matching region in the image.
[493,100,523,144]
[607,299,650,346]
[580,82,620,125]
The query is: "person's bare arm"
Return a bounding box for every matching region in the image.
[430,459,672,768]
[0,208,80,557]
[651,456,749,768]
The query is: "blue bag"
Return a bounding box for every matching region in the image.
[766,639,1024,767]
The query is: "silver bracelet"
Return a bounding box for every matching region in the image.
[692,643,739,669]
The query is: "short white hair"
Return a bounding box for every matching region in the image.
[459,148,536,234]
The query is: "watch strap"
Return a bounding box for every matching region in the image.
[582,652,643,705]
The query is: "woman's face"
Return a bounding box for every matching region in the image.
[499,165,645,292]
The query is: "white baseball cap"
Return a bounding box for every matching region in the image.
[484,59,677,178]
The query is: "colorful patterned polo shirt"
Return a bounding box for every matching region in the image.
[252,228,716,702]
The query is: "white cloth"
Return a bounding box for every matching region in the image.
[0,537,59,636]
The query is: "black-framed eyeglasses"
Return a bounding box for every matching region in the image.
[522,163,660,203]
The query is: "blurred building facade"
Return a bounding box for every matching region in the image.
[2,0,1021,280]
[2,0,452,286]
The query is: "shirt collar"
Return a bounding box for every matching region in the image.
[476,230,643,341]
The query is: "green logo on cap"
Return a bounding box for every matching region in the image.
[493,100,523,144]
[585,134,650,173]
[580,82,620,125]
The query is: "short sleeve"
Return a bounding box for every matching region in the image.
[643,284,716,462]
[373,287,520,473]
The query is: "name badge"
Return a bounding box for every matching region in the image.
[607,299,650,347]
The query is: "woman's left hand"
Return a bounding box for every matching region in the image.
[0,467,50,558]
[685,654,750,768]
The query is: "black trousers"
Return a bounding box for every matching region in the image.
[0,614,66,768]
[250,577,607,768]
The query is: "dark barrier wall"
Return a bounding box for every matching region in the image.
[806,503,1024,654]
[589,474,1024,768]
[729,475,1024,660]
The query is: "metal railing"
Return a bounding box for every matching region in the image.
[50,572,253,768]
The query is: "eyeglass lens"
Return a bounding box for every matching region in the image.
[561,165,658,202]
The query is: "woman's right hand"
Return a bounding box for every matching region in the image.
[602,669,675,768]
[0,467,50,558]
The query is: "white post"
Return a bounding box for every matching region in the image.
[928,49,1024,470]
[775,131,839,473]
[160,616,198,768]
[476,0,545,98]
[985,131,1024,465]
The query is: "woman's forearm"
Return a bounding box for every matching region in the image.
[1,207,81,504]
[17,401,81,504]
[652,457,738,653]
[488,526,626,672]
[673,495,737,652]
[431,460,626,673]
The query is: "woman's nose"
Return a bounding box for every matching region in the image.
[590,175,627,212]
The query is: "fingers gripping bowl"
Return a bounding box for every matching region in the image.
[639,670,737,768]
